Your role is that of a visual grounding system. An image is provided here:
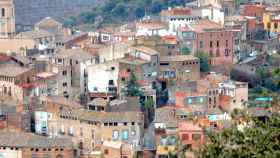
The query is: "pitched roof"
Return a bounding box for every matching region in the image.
[107,97,141,112]
[16,30,54,39]
[160,7,192,17]
[130,46,159,55]
[35,17,62,28]
[0,66,33,77]
[88,98,108,107]
[42,96,82,109]
[191,19,223,33]
[60,109,143,123]
[55,48,93,61]
[0,131,72,148]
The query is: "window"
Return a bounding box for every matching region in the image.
[1,8,5,17]
[226,40,229,47]
[182,134,189,140]
[199,97,204,103]
[63,82,67,87]
[160,62,169,66]
[56,154,63,158]
[80,127,83,136]
[108,80,114,85]
[104,149,109,155]
[274,23,278,29]
[188,98,192,104]
[209,98,212,104]
[216,41,219,47]
[131,130,136,136]
[192,134,201,141]
[225,49,230,56]
[62,70,67,76]
[122,130,129,140]
[199,41,203,48]
[210,41,213,48]
[112,130,119,141]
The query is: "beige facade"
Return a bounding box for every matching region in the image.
[159,55,200,81]
[0,0,15,38]
[0,38,36,55]
[44,107,144,157]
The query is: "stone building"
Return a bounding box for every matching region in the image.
[0,65,35,101]
[50,48,95,98]
[0,131,74,158]
[0,0,15,38]
[39,105,144,157]
[159,55,200,81]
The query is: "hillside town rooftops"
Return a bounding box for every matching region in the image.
[160,7,192,17]
[160,55,198,62]
[0,131,72,148]
[0,66,32,77]
[130,46,159,55]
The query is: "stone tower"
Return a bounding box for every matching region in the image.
[0,0,15,38]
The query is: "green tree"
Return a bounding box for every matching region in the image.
[181,47,191,55]
[195,51,210,72]
[79,12,96,23]
[197,113,280,158]
[64,16,77,28]
[126,71,142,97]
[112,3,128,17]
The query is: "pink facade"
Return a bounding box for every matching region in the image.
[194,30,234,66]
[178,122,205,149]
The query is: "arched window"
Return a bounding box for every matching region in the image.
[56,154,63,158]
[1,8,5,17]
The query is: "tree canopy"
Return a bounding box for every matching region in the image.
[197,113,280,158]
[66,0,187,26]
[195,51,210,72]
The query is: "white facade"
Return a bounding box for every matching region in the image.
[0,149,22,158]
[136,27,169,37]
[166,16,200,35]
[87,62,119,93]
[199,7,224,25]
[80,59,96,94]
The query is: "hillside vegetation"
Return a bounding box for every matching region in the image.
[64,0,189,27]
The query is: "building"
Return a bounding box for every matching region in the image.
[0,66,36,101]
[100,141,134,158]
[0,0,15,38]
[136,20,169,37]
[34,17,64,36]
[159,55,200,81]
[50,48,95,98]
[0,131,74,158]
[218,80,248,112]
[263,7,280,36]
[160,7,201,35]
[46,108,144,157]
[87,56,155,100]
[178,121,205,149]
[240,4,266,22]
[179,19,235,66]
